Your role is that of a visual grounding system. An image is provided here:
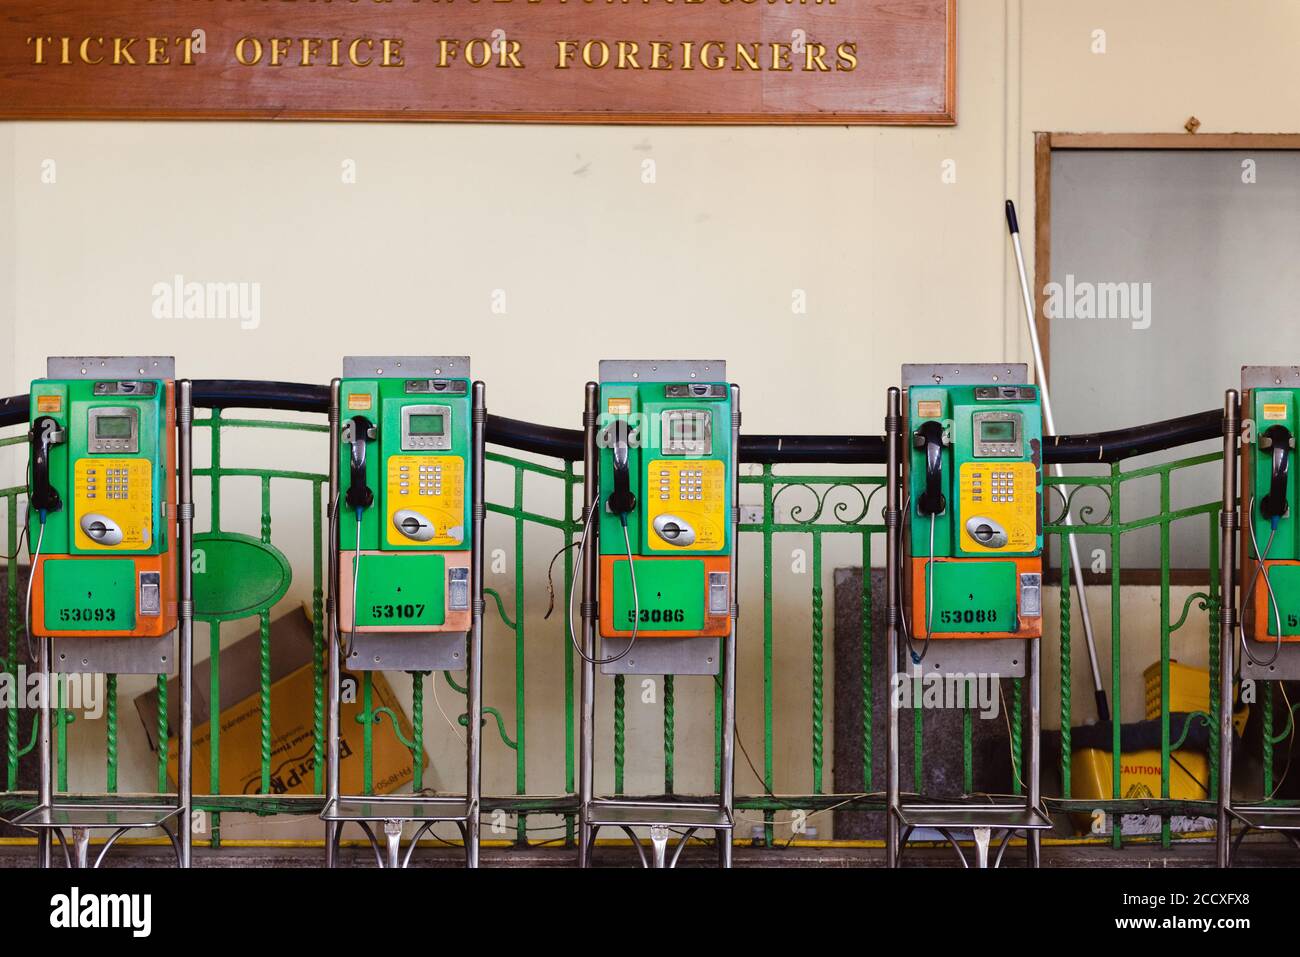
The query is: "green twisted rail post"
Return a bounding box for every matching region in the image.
[663,674,674,795]
[613,673,625,796]
[513,464,527,842]
[1160,468,1172,848]
[410,672,425,789]
[811,530,824,795]
[861,534,873,793]
[1010,678,1022,796]
[155,674,167,793]
[1059,528,1073,798]
[312,480,325,794]
[1263,683,1274,797]
[259,476,273,796]
[105,673,118,793]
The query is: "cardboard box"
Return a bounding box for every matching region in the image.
[135,605,427,796]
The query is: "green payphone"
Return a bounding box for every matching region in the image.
[1238,366,1300,677]
[323,356,485,869]
[886,364,1052,870]
[15,356,194,870]
[574,360,740,868]
[902,364,1044,658]
[1217,368,1300,864]
[29,359,178,649]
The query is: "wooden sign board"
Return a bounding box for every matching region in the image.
[0,0,954,125]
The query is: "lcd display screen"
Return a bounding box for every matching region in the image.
[409,414,446,436]
[95,416,133,439]
[670,417,700,440]
[980,420,1015,442]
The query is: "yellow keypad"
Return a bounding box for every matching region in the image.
[385,454,465,547]
[645,459,726,552]
[958,461,1037,553]
[74,457,153,550]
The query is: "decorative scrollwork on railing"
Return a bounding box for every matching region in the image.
[1044,481,1114,527]
[766,479,884,527]
[1170,591,1212,634]
[1170,711,1213,752]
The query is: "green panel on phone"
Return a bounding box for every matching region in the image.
[923,561,1017,634]
[352,553,446,627]
[610,559,705,632]
[42,559,137,631]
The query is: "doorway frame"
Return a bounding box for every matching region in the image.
[1033,132,1300,584]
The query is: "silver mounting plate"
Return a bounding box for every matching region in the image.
[347,631,467,672]
[1241,641,1300,681]
[47,357,176,380]
[903,638,1028,679]
[1241,366,1300,391]
[342,356,470,379]
[600,636,721,676]
[52,634,175,675]
[901,364,1029,389]
[599,360,726,384]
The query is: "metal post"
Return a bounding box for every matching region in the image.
[1027,637,1042,867]
[717,384,741,869]
[885,387,902,868]
[577,382,598,867]
[1217,389,1239,866]
[37,635,52,868]
[465,381,487,869]
[325,379,342,868]
[177,380,194,868]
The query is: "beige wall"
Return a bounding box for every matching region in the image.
[0,0,1288,841]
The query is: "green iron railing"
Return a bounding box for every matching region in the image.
[0,389,1288,853]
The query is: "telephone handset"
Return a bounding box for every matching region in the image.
[913,420,948,517]
[343,415,376,513]
[604,419,637,517]
[1259,424,1293,520]
[30,415,65,514]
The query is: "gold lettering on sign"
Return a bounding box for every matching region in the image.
[21,34,861,75]
[80,37,105,66]
[230,36,400,68]
[235,37,262,66]
[582,40,609,69]
[112,37,136,66]
[28,35,199,67]
[349,38,374,67]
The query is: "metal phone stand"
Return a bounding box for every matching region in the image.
[1217,380,1300,865]
[13,359,193,869]
[884,369,1052,869]
[321,367,485,868]
[577,366,740,868]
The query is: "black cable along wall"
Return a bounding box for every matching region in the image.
[0,381,1224,465]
